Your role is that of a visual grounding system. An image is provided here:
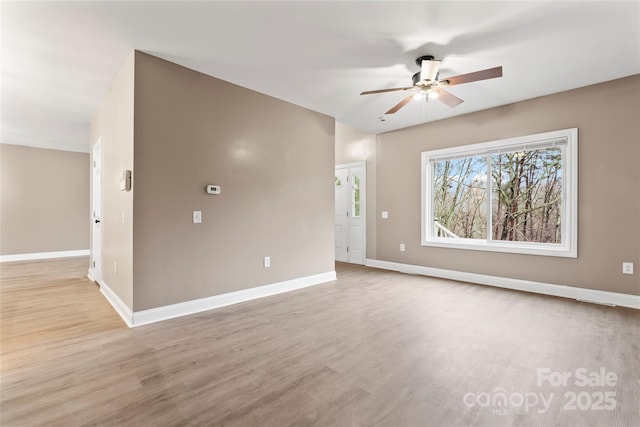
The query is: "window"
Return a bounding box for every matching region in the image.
[352,174,361,217]
[422,128,577,257]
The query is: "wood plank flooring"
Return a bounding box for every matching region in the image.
[1,257,639,426]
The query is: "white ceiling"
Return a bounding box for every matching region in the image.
[2,1,639,153]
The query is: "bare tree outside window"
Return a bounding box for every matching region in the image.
[491,148,562,243]
[433,156,487,239]
[432,148,563,243]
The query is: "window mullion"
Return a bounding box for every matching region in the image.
[486,154,492,243]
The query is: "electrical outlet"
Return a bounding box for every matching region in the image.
[622,262,634,275]
[400,243,406,252]
[264,256,271,268]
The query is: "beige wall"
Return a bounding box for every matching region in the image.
[90,52,135,308]
[0,144,89,255]
[376,75,640,296]
[131,52,335,311]
[335,122,377,259]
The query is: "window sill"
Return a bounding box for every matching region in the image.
[421,238,577,258]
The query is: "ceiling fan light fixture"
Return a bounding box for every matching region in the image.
[361,56,503,114]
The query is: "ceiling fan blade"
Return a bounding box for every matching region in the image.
[420,60,442,82]
[360,86,414,95]
[433,87,464,108]
[441,66,503,86]
[385,94,415,114]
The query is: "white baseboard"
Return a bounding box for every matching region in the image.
[132,271,336,327]
[365,259,640,310]
[99,270,337,328]
[98,280,133,328]
[0,249,90,263]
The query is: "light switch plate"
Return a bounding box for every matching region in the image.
[119,170,132,191]
[381,211,389,219]
[193,210,202,224]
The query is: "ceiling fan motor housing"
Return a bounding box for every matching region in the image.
[415,55,435,66]
[413,55,440,87]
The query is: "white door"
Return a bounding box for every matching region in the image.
[335,162,366,264]
[91,140,102,282]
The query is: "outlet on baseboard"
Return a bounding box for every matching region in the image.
[264,256,271,268]
[400,243,406,252]
[622,262,633,275]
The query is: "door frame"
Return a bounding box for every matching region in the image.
[335,161,366,264]
[89,138,102,282]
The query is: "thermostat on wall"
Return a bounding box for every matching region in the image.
[206,185,221,195]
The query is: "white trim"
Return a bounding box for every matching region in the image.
[423,130,572,160]
[336,160,365,169]
[365,259,640,310]
[91,138,102,283]
[132,271,336,327]
[0,249,90,263]
[335,161,366,265]
[421,128,578,258]
[99,271,337,328]
[87,268,95,281]
[98,280,133,328]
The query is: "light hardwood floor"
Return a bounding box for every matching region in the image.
[1,257,639,426]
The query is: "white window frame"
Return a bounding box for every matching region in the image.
[421,128,578,258]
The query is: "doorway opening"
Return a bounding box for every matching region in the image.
[335,162,366,264]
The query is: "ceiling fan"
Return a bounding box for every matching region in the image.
[361,55,503,114]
